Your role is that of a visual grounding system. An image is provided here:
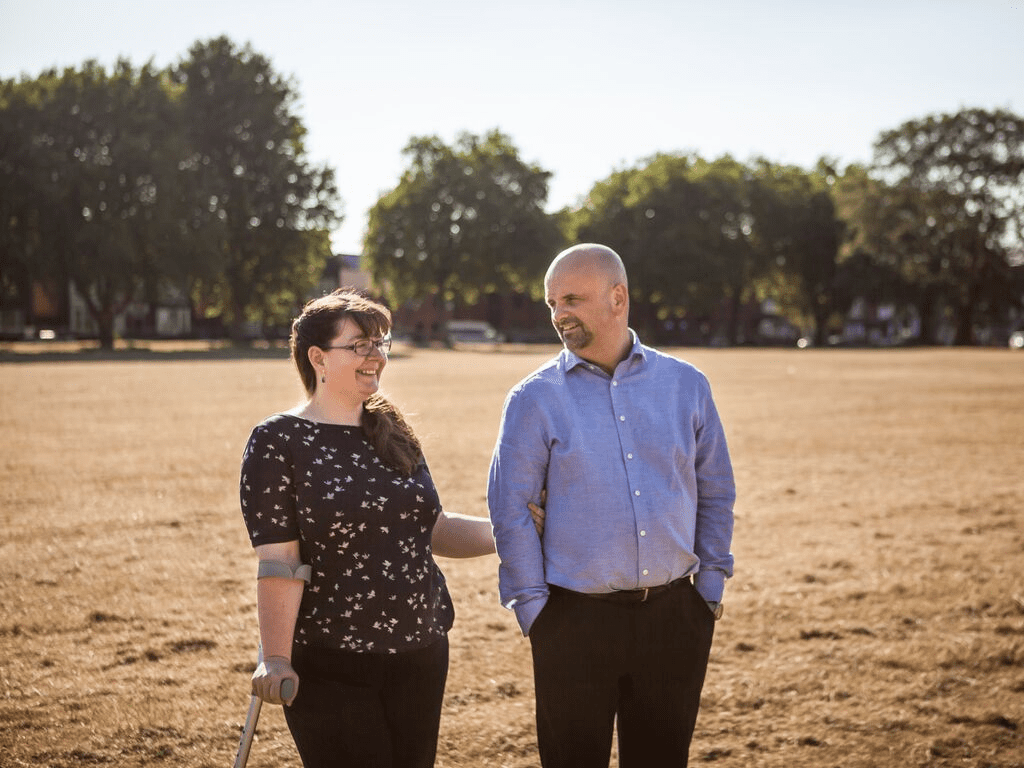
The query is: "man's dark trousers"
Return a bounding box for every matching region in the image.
[529,578,716,768]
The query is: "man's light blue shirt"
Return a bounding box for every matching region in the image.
[487,331,736,636]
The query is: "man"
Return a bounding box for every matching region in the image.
[488,243,735,767]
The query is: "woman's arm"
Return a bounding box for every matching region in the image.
[431,511,495,558]
[432,498,546,559]
[252,540,304,705]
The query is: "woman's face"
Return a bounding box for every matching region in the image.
[318,317,389,401]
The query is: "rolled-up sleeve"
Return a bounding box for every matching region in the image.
[487,385,550,635]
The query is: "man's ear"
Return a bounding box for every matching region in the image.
[611,283,629,315]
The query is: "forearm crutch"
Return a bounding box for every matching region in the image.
[233,647,295,768]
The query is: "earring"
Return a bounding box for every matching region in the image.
[321,369,326,383]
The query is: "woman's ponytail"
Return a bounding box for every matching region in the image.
[361,393,423,476]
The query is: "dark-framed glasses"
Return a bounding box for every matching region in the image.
[324,335,392,356]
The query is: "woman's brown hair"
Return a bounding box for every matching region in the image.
[290,288,423,475]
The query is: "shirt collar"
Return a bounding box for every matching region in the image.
[559,328,647,375]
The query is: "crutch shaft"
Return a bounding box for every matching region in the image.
[233,693,262,768]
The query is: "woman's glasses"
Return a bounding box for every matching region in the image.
[324,335,392,357]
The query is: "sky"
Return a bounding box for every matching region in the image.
[2,0,1023,254]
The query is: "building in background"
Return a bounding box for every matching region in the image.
[319,253,369,296]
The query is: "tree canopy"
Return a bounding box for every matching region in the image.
[174,36,341,334]
[570,153,845,344]
[842,108,1024,344]
[3,61,1021,349]
[1,59,187,347]
[363,130,562,327]
[0,37,341,347]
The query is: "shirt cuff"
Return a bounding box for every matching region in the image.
[513,594,548,637]
[693,569,726,604]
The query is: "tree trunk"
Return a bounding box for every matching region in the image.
[631,296,657,343]
[95,295,135,350]
[74,277,118,350]
[96,309,115,350]
[645,299,660,344]
[726,287,743,345]
[953,305,972,345]
[434,284,449,346]
[83,298,116,350]
[953,282,978,346]
[228,299,250,343]
[812,304,830,347]
[917,287,937,345]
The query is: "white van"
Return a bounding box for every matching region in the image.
[444,320,504,347]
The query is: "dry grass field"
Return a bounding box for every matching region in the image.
[1,345,1022,767]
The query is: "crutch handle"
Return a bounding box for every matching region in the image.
[281,678,296,701]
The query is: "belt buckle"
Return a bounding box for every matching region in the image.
[640,587,650,603]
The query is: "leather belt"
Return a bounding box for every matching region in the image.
[551,576,690,604]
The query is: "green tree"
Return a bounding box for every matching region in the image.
[0,76,46,328]
[685,155,779,344]
[572,154,715,340]
[871,108,1024,344]
[570,165,643,271]
[364,130,561,334]
[837,166,958,344]
[574,153,795,345]
[174,36,340,337]
[1,60,187,348]
[750,160,845,346]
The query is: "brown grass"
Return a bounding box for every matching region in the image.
[1,346,1022,767]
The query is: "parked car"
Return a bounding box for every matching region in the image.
[444,320,504,347]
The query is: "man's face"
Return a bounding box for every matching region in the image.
[544,265,618,353]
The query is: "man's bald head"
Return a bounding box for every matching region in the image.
[545,244,628,290]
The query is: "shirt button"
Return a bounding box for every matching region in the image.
[612,381,618,387]
[627,453,633,460]
[619,415,625,422]
[640,530,646,536]
[642,569,649,576]
[634,490,640,497]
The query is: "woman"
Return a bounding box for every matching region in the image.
[240,289,535,767]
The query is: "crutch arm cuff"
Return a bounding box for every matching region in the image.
[257,560,312,583]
